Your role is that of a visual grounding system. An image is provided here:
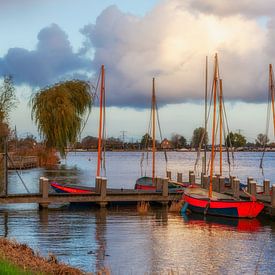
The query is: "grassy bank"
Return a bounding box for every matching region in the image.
[0,237,85,274]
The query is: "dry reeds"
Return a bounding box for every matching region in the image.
[169,200,184,212]
[0,237,85,274]
[137,201,149,214]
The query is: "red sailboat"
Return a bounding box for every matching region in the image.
[51,65,106,194]
[135,78,187,191]
[182,54,264,218]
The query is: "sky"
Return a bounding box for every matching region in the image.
[0,0,275,142]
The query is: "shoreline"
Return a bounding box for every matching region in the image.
[0,237,86,274]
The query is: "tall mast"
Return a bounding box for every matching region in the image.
[209,54,218,198]
[219,79,223,176]
[204,56,208,175]
[269,64,275,137]
[97,65,105,177]
[152,78,156,184]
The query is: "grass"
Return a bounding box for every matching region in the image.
[0,259,32,275]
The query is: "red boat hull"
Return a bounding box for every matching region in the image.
[51,182,94,194]
[183,192,264,218]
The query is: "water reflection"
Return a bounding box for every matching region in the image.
[181,213,262,232]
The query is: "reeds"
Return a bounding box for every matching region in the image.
[169,200,184,212]
[137,201,149,214]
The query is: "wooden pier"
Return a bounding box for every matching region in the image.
[0,177,182,209]
[8,156,38,170]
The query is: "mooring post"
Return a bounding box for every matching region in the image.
[247,177,253,193]
[166,171,172,180]
[233,178,240,198]
[39,177,49,209]
[188,170,193,183]
[162,178,168,197]
[202,175,208,189]
[99,177,107,208]
[156,177,162,191]
[190,173,195,185]
[249,180,257,197]
[219,176,225,193]
[272,185,275,208]
[95,177,101,193]
[212,176,218,192]
[177,172,182,183]
[263,179,270,196]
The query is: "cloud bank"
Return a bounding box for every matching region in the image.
[1,0,275,107]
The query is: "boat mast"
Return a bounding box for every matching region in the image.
[152,78,156,184]
[209,54,218,198]
[219,79,223,176]
[97,65,105,177]
[204,56,208,175]
[270,64,275,137]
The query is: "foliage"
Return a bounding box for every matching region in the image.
[171,133,187,149]
[0,75,17,123]
[31,80,92,157]
[140,133,153,149]
[226,132,247,148]
[255,133,269,146]
[0,259,31,274]
[191,127,208,149]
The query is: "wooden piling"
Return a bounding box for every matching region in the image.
[166,171,171,180]
[249,180,257,197]
[95,177,101,193]
[230,176,236,188]
[202,175,208,189]
[39,177,49,209]
[177,172,182,183]
[233,178,240,198]
[162,178,168,197]
[219,176,225,193]
[247,177,253,193]
[263,179,270,196]
[212,176,218,192]
[189,173,195,185]
[189,170,194,183]
[271,185,275,208]
[156,177,162,191]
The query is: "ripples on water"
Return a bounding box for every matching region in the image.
[1,151,275,274]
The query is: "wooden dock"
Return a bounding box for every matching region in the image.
[0,177,182,209]
[8,156,38,170]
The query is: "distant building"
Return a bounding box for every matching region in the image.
[161,138,172,150]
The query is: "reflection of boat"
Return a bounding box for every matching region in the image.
[182,54,264,218]
[181,212,262,232]
[135,78,186,192]
[51,65,106,194]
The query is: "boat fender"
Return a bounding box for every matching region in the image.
[181,202,189,213]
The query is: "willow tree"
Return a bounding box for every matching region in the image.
[31,80,93,157]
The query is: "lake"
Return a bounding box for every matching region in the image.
[0,151,274,274]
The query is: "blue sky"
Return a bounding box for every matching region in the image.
[1,0,275,142]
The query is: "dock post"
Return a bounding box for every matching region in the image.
[99,178,107,208]
[162,178,168,197]
[39,177,49,209]
[190,173,195,185]
[230,176,236,189]
[177,172,182,183]
[156,178,162,191]
[233,178,240,198]
[272,185,275,208]
[95,177,101,193]
[247,177,253,193]
[166,171,172,180]
[189,171,193,183]
[212,176,218,192]
[202,175,208,189]
[263,179,270,196]
[219,176,225,193]
[249,181,257,197]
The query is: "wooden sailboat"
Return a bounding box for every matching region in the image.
[182,54,264,218]
[51,65,106,194]
[135,78,187,191]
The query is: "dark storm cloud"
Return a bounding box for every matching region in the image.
[0,24,90,87]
